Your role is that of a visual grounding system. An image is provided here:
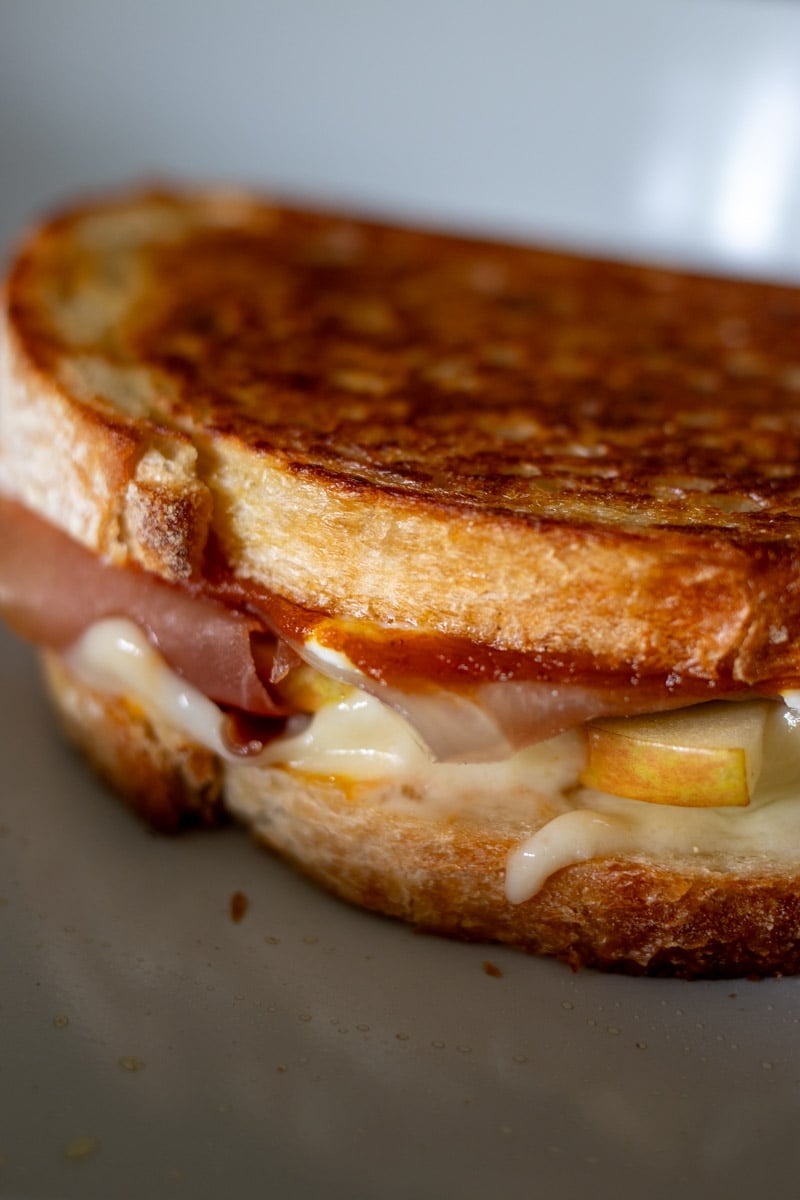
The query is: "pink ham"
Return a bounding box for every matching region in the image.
[0,496,285,716]
[0,495,747,758]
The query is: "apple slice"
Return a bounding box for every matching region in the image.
[580,701,768,807]
[276,663,351,713]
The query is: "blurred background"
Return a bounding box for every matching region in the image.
[2,0,800,277]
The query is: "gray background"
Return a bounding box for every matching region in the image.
[2,0,800,275]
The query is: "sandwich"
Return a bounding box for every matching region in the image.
[3,185,800,978]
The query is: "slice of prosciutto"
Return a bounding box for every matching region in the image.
[0,493,735,760]
[0,496,284,716]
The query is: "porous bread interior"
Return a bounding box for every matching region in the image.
[5,188,800,686]
[40,648,800,978]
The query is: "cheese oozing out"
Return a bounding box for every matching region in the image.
[65,619,247,763]
[65,618,800,904]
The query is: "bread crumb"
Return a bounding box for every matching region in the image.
[230,891,248,922]
[64,1136,98,1161]
[118,1056,144,1072]
[482,960,503,978]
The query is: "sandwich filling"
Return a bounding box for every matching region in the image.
[63,616,800,903]
[4,493,800,905]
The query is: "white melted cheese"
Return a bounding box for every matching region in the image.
[66,618,800,905]
[506,703,800,900]
[258,688,434,778]
[65,619,245,763]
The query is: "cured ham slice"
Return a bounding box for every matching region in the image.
[0,496,284,716]
[0,494,743,757]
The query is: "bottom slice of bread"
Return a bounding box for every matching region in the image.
[41,649,800,978]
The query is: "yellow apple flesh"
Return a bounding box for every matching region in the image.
[276,663,351,713]
[580,701,769,807]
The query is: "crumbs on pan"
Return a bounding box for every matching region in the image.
[482,960,503,978]
[64,1136,98,1161]
[230,890,249,922]
[118,1056,145,1072]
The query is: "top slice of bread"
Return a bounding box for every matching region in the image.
[4,185,800,688]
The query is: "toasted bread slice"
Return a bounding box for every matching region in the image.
[4,186,800,689]
[41,647,800,979]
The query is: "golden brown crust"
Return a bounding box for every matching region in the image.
[4,187,800,689]
[41,650,224,832]
[228,768,800,979]
[40,650,800,978]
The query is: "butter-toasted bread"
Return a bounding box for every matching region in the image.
[42,649,800,979]
[4,187,800,688]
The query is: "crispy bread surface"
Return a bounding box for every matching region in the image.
[42,650,224,833]
[41,649,800,978]
[5,188,800,688]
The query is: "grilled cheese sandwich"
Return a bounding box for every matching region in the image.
[5,185,800,975]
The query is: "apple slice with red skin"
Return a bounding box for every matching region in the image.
[579,701,769,807]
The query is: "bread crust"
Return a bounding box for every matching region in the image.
[41,649,800,978]
[4,187,800,688]
[41,651,224,832]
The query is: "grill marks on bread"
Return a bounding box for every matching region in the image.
[6,188,800,689]
[127,212,800,533]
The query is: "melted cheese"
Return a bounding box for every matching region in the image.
[66,618,800,906]
[65,619,245,763]
[258,688,434,778]
[506,703,800,900]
